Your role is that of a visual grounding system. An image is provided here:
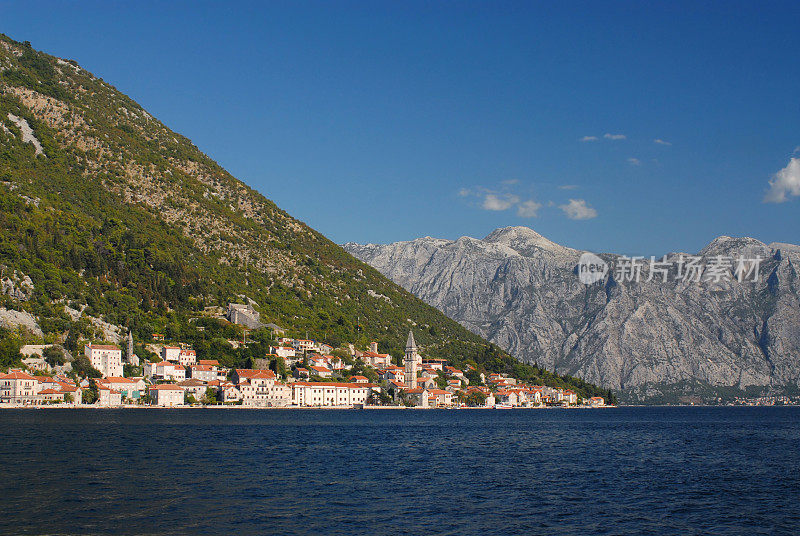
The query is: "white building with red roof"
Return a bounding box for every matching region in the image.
[588,396,605,407]
[188,364,218,383]
[97,385,122,406]
[405,387,429,408]
[176,378,209,400]
[232,369,275,383]
[84,344,123,378]
[148,384,184,407]
[178,349,197,366]
[97,377,146,401]
[309,365,332,378]
[291,382,374,407]
[218,381,242,403]
[361,351,391,368]
[378,366,405,384]
[270,346,296,360]
[0,370,40,404]
[239,378,291,407]
[428,389,453,407]
[292,339,316,353]
[144,360,186,382]
[229,369,291,407]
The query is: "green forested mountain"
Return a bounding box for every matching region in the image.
[0,34,612,400]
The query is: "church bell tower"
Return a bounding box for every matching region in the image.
[404,330,418,389]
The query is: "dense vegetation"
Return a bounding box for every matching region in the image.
[0,34,613,402]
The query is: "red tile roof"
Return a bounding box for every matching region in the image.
[235,369,276,379]
[148,384,184,391]
[0,371,37,380]
[292,382,373,388]
[101,377,137,384]
[87,344,120,351]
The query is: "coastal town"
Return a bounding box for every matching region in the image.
[0,303,608,409]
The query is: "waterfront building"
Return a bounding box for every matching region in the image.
[405,387,429,407]
[97,377,145,400]
[97,386,122,406]
[291,382,373,407]
[148,384,184,407]
[0,370,39,404]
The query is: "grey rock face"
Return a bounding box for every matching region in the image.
[345,227,800,403]
[1,267,34,301]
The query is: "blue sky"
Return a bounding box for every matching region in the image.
[2,1,799,255]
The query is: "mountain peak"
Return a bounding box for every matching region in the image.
[483,226,574,256]
[699,236,769,257]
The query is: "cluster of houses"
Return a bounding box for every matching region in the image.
[0,329,606,408]
[0,369,82,405]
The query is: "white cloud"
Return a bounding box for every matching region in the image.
[482,193,520,211]
[459,183,543,217]
[603,133,626,140]
[627,157,641,166]
[559,184,579,190]
[764,157,800,203]
[517,200,542,218]
[654,138,672,146]
[559,199,598,220]
[580,136,598,142]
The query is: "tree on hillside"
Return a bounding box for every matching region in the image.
[0,332,23,370]
[72,356,102,379]
[43,345,66,366]
[465,368,483,386]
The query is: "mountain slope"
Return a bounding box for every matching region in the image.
[0,35,611,399]
[345,227,800,404]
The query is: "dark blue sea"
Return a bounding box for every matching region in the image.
[1,407,799,535]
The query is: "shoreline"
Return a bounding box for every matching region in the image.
[0,403,617,410]
[1,403,796,410]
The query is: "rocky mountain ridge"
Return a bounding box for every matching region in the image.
[345,227,800,403]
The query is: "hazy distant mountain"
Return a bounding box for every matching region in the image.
[345,227,800,403]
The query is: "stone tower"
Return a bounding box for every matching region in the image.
[126,330,139,366]
[404,330,418,389]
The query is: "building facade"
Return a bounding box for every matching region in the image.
[291,382,373,407]
[148,384,184,407]
[85,344,124,378]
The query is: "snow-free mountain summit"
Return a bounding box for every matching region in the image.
[346,227,800,403]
